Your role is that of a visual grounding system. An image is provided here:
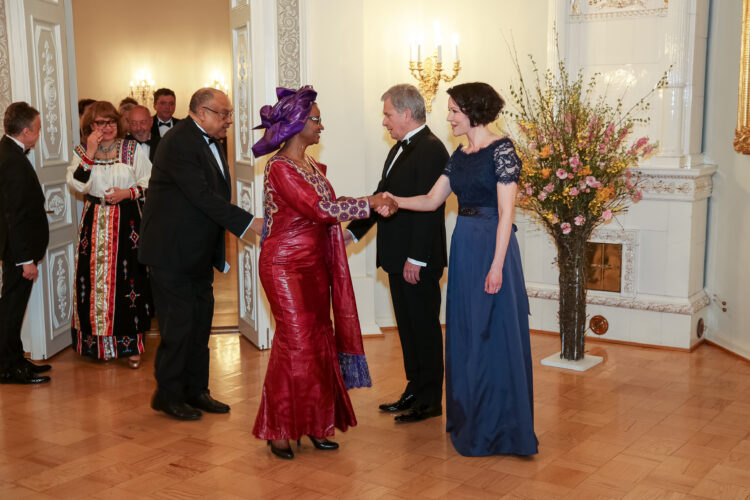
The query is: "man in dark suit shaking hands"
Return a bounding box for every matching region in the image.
[347,84,448,422]
[0,102,51,384]
[139,88,262,420]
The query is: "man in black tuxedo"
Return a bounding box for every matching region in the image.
[0,102,51,384]
[139,88,261,421]
[151,88,180,139]
[126,105,158,162]
[347,84,448,423]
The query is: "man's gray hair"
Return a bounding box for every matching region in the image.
[381,84,426,123]
[189,87,224,113]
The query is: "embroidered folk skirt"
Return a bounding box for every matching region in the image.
[71,198,152,359]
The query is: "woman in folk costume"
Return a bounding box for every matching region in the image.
[251,86,396,459]
[66,101,152,369]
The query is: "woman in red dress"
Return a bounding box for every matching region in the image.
[251,86,395,459]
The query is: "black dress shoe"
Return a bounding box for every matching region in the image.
[378,393,416,413]
[267,440,294,459]
[307,435,339,450]
[394,404,442,423]
[186,391,230,414]
[0,366,50,385]
[24,359,51,373]
[151,393,202,421]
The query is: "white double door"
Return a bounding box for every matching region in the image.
[4,0,79,359]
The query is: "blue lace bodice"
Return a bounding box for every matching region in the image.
[443,137,521,207]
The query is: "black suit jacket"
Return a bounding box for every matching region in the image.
[138,117,252,274]
[0,135,49,263]
[151,116,181,141]
[125,132,159,162]
[347,126,448,274]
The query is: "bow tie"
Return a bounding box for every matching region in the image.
[202,133,217,145]
[137,139,151,146]
[158,120,172,128]
[398,139,410,148]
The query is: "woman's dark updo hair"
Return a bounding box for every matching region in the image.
[446,82,505,127]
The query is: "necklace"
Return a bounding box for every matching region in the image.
[98,141,117,154]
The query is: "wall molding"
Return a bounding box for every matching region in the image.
[527,284,709,315]
[276,0,300,89]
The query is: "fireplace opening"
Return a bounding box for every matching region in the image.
[586,242,622,293]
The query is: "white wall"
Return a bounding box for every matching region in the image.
[306,0,549,326]
[72,0,231,120]
[703,0,750,357]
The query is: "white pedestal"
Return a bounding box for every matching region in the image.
[540,352,604,372]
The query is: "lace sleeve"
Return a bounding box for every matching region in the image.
[493,138,521,185]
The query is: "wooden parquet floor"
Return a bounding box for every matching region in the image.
[2,332,750,499]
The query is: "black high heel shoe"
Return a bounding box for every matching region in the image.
[267,440,294,459]
[306,435,339,450]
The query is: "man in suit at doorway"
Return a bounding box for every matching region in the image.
[0,102,51,384]
[151,88,180,139]
[126,105,159,162]
[346,84,448,422]
[139,88,262,421]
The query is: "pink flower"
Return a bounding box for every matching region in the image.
[526,186,533,195]
[632,190,643,202]
[550,214,559,224]
[529,141,537,151]
[585,176,602,188]
[605,123,615,136]
[556,169,568,179]
[574,215,586,226]
[544,183,555,193]
[568,173,574,179]
[602,209,613,220]
[561,222,572,234]
[569,156,581,168]
[538,192,547,201]
[569,187,579,196]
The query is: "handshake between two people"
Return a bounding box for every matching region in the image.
[367,192,397,217]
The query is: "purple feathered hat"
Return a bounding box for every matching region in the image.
[251,85,317,157]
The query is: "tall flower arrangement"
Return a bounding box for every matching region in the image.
[506,52,666,361]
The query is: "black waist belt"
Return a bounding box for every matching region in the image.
[85,194,105,204]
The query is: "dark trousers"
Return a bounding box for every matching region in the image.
[0,260,33,371]
[388,267,444,407]
[150,265,215,403]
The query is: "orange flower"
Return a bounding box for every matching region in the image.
[539,145,551,158]
[541,168,551,179]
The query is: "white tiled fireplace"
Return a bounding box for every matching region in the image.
[523,0,714,349]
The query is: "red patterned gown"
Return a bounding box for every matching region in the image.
[253,154,372,440]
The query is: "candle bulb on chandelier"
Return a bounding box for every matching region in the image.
[452,33,460,62]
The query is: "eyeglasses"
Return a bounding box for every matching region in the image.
[308,116,322,125]
[202,106,234,120]
[93,119,117,128]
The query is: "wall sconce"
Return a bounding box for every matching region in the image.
[409,22,461,112]
[205,74,230,96]
[129,71,155,107]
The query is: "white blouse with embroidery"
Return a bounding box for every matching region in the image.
[66,140,151,197]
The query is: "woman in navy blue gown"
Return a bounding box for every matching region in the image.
[391,82,538,457]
